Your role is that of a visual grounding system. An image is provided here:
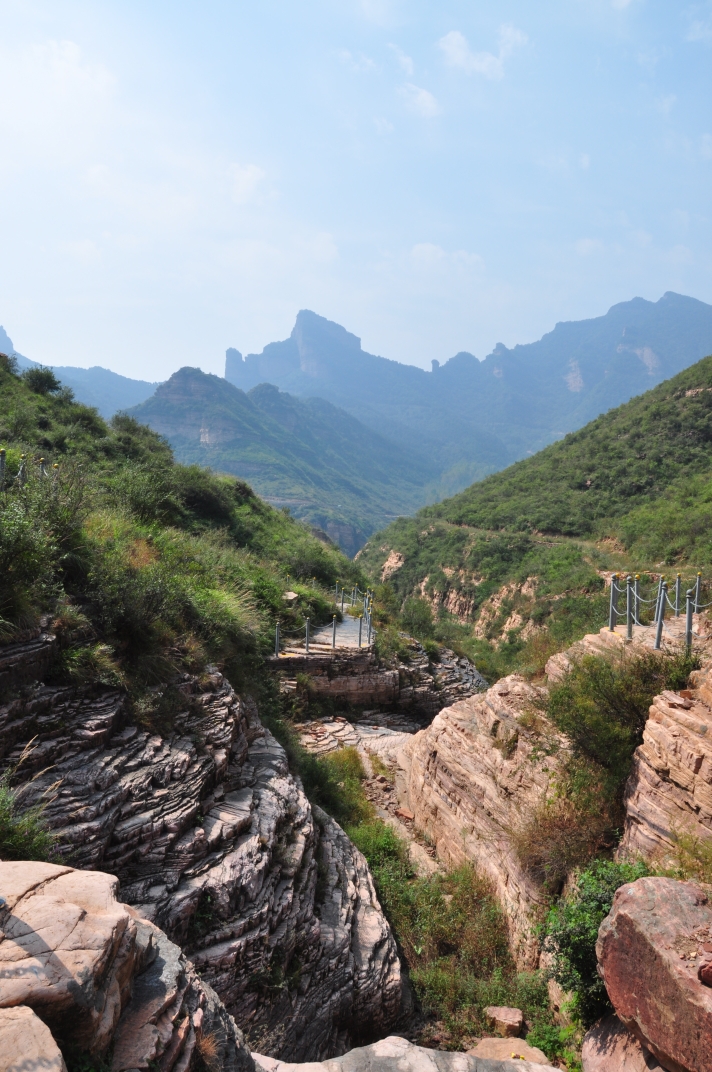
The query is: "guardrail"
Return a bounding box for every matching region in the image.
[608,572,711,651]
[274,584,375,655]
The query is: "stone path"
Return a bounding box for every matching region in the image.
[283,609,373,653]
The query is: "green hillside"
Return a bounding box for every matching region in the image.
[131,368,429,555]
[358,355,712,679]
[0,357,360,697]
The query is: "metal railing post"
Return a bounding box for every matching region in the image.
[358,615,363,649]
[675,574,681,617]
[16,453,26,488]
[0,448,5,491]
[305,617,310,653]
[626,575,633,640]
[341,589,344,612]
[634,574,640,625]
[654,583,667,650]
[695,573,702,613]
[686,590,694,652]
[275,623,280,656]
[654,575,664,623]
[332,615,337,649]
[367,615,372,645]
[609,574,618,631]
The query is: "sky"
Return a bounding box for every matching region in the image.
[0,1,711,380]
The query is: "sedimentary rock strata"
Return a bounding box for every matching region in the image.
[0,668,400,1060]
[395,675,560,968]
[596,877,712,1072]
[0,860,253,1072]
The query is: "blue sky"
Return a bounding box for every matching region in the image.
[0,0,711,379]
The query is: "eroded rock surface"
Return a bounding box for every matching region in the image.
[597,877,712,1072]
[0,860,253,1072]
[254,1034,553,1072]
[0,670,400,1060]
[621,666,712,861]
[394,675,560,968]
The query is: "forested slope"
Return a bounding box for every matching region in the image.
[358,354,712,679]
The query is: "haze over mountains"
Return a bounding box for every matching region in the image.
[226,293,712,498]
[130,369,425,555]
[0,326,157,417]
[3,291,712,554]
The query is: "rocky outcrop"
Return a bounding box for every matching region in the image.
[394,675,559,968]
[0,619,57,698]
[270,641,486,720]
[621,667,712,861]
[254,1034,552,1072]
[596,877,712,1072]
[0,669,401,1060]
[0,860,253,1072]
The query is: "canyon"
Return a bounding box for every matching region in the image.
[4,614,712,1071]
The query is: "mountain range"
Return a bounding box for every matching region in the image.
[129,368,426,555]
[3,291,712,555]
[226,293,712,497]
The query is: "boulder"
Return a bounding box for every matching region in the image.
[0,1005,67,1072]
[597,877,712,1072]
[581,1015,663,1071]
[468,1037,550,1063]
[0,860,254,1072]
[483,1006,524,1037]
[254,1034,553,1072]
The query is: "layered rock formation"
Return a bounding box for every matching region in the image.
[0,667,400,1060]
[270,640,486,719]
[621,667,712,861]
[394,675,559,968]
[0,860,253,1072]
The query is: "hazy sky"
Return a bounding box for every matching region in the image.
[1,1,711,379]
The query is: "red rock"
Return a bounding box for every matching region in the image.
[483,1005,524,1037]
[395,807,415,821]
[597,877,712,1072]
[699,960,712,986]
[0,1006,67,1072]
[581,1014,663,1071]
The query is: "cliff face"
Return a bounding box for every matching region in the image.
[0,664,400,1061]
[395,675,558,968]
[621,665,712,861]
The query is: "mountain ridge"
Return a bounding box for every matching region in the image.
[130,366,430,555]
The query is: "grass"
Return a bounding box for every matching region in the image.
[0,753,57,862]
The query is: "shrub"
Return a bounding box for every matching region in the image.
[543,859,652,1028]
[22,366,61,395]
[547,649,699,798]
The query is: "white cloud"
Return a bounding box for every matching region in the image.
[438,25,526,81]
[337,48,376,71]
[579,153,590,170]
[687,18,712,42]
[611,0,635,9]
[230,163,266,205]
[658,94,676,116]
[701,134,712,159]
[576,238,604,256]
[374,116,394,135]
[398,83,439,118]
[388,43,413,75]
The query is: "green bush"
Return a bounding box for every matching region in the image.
[547,650,699,797]
[543,859,652,1028]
